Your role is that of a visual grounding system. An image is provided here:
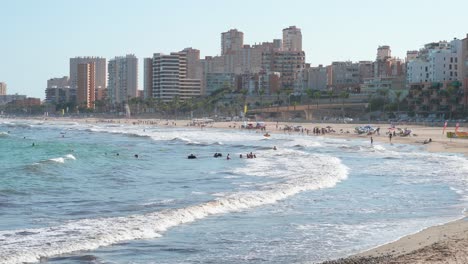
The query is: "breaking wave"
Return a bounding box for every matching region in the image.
[0,150,347,263]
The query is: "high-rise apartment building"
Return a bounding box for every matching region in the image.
[151,52,201,102]
[282,26,302,52]
[144,58,153,99]
[108,54,138,104]
[262,51,306,93]
[221,29,244,55]
[70,57,106,91]
[181,48,201,79]
[0,82,6,95]
[328,61,361,90]
[77,62,96,108]
[304,65,328,91]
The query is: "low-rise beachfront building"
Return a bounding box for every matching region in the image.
[8,97,41,107]
[407,81,464,118]
[45,76,76,105]
[360,76,406,101]
[407,40,462,84]
[0,94,27,105]
[45,87,76,105]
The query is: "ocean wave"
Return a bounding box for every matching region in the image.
[122,133,151,139]
[0,152,348,263]
[169,137,192,143]
[45,154,76,164]
[4,123,32,129]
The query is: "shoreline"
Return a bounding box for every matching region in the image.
[2,116,468,263]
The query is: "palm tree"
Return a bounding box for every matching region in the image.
[258,89,265,108]
[305,88,313,110]
[379,89,390,114]
[339,91,349,118]
[170,96,180,120]
[327,90,334,102]
[446,84,458,120]
[313,91,321,109]
[394,90,403,113]
[286,90,293,108]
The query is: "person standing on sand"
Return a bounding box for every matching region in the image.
[370,137,373,145]
[389,133,392,142]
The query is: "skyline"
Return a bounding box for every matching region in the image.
[2,0,468,99]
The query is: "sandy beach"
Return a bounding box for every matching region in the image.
[6,116,468,263]
[59,118,468,156]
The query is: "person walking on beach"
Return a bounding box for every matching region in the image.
[389,133,392,143]
[370,137,373,145]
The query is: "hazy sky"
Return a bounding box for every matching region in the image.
[1,0,467,99]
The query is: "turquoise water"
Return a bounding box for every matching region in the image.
[0,119,467,263]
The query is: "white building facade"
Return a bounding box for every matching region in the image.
[407,40,462,84]
[152,52,201,102]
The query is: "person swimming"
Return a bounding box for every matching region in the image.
[188,154,197,159]
[134,154,139,158]
[273,146,277,150]
[226,154,231,160]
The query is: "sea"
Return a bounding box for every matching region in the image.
[0,119,467,264]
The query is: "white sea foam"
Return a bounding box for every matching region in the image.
[0,150,348,263]
[372,145,386,151]
[48,157,65,163]
[283,137,322,148]
[64,154,76,160]
[46,154,76,164]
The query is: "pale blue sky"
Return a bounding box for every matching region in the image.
[1,0,467,99]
